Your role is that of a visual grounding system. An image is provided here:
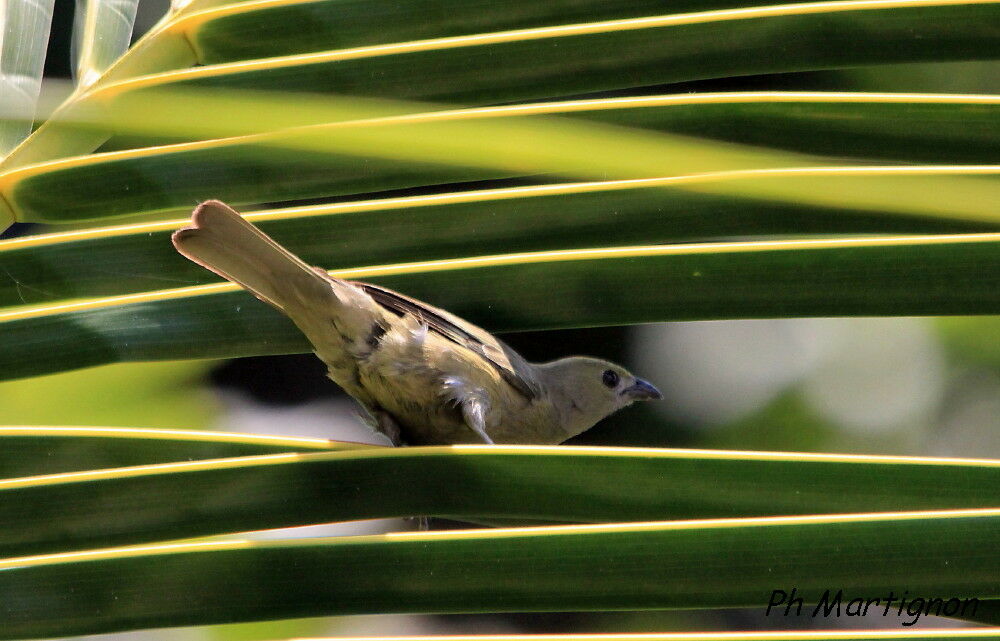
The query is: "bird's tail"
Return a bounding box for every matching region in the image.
[172,200,333,311]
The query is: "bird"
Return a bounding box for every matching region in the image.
[172,200,662,446]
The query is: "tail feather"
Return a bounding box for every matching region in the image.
[172,200,332,311]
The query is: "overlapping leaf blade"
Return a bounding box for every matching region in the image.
[185,0,856,63]
[5,168,999,306]
[1,509,998,638]
[2,234,999,381]
[87,1,1000,105]
[71,0,140,89]
[9,0,1000,168]
[0,427,343,477]
[0,0,56,154]
[6,93,1000,223]
[0,446,999,558]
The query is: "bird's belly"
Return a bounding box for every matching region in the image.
[351,342,569,445]
[356,367,473,445]
[383,401,478,445]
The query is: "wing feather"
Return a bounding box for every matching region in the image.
[357,282,539,399]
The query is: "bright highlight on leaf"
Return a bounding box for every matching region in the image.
[0,0,55,155]
[72,0,141,89]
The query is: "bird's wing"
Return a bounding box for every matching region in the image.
[357,282,539,400]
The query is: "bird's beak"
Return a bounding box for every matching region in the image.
[622,378,663,401]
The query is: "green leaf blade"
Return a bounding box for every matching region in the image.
[2,446,1000,559]
[0,427,342,477]
[1,234,999,380]
[1,510,998,638]
[3,178,993,308]
[174,3,1000,105]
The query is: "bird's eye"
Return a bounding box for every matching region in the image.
[602,369,620,388]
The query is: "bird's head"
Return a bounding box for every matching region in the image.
[539,356,662,439]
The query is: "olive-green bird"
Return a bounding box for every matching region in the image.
[173,200,661,446]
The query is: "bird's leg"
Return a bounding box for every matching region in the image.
[374,410,407,447]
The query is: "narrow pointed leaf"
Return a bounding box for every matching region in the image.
[1,509,998,638]
[152,0,1000,105]
[1,234,999,380]
[2,174,994,307]
[0,0,55,157]
[72,0,141,89]
[183,0,844,63]
[0,427,345,477]
[1,446,1000,558]
[9,0,1000,168]
[7,93,1000,223]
